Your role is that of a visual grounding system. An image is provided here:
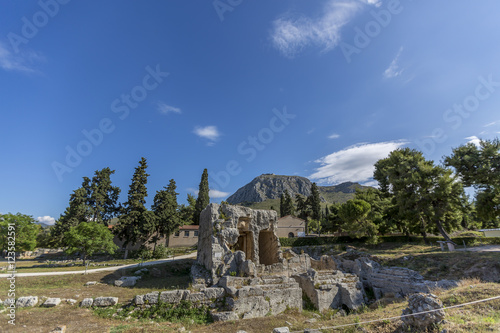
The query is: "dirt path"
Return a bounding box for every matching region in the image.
[456,245,500,252]
[0,253,196,277]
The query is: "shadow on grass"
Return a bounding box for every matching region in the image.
[99,259,195,291]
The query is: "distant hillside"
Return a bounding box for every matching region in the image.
[227,174,313,204]
[227,174,372,210]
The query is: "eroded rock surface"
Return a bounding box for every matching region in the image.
[401,293,445,328]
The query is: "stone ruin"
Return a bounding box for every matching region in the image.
[190,203,368,319]
[146,203,458,321]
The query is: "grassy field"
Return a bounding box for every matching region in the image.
[1,244,499,332]
[0,248,196,274]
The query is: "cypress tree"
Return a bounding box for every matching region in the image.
[284,190,295,216]
[279,192,285,217]
[194,168,210,224]
[309,182,321,221]
[151,179,181,250]
[115,157,154,249]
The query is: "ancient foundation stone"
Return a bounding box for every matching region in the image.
[93,297,118,307]
[401,293,445,328]
[16,296,38,307]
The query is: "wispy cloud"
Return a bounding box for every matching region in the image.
[465,136,481,147]
[359,0,382,6]
[193,125,221,145]
[383,47,404,79]
[37,215,56,225]
[157,102,181,115]
[271,1,371,58]
[309,140,408,184]
[188,188,230,199]
[307,128,316,135]
[0,42,41,73]
[484,120,499,127]
[328,133,340,139]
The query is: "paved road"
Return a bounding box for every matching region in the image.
[0,253,196,277]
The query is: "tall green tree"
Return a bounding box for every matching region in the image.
[0,213,40,252]
[374,148,464,242]
[279,192,285,217]
[338,199,377,238]
[444,138,500,227]
[327,203,343,234]
[64,221,118,266]
[87,167,121,225]
[308,183,321,221]
[151,179,181,250]
[51,168,120,246]
[194,169,210,224]
[280,190,295,217]
[179,194,196,225]
[114,157,155,249]
[354,188,396,235]
[295,194,310,220]
[51,181,90,246]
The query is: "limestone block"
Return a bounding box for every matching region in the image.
[80,298,94,307]
[202,287,225,300]
[159,290,190,303]
[114,276,141,287]
[93,297,118,307]
[211,311,239,321]
[43,298,61,307]
[16,296,38,307]
[401,293,445,328]
[144,291,159,304]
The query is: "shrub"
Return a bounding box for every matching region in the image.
[152,244,170,259]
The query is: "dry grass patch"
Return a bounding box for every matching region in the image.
[0,259,194,303]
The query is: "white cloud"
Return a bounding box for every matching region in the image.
[361,180,379,187]
[484,120,499,127]
[465,136,481,147]
[157,102,181,115]
[383,47,404,79]
[360,0,382,6]
[193,125,220,143]
[309,140,408,184]
[209,189,230,198]
[37,216,56,225]
[328,133,340,139]
[0,42,41,73]
[271,1,370,58]
[188,188,230,199]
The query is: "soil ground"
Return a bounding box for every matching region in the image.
[1,243,499,333]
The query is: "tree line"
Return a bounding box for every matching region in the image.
[279,139,500,243]
[1,158,211,262]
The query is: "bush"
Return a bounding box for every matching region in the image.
[152,244,170,259]
[131,245,153,260]
[279,235,500,247]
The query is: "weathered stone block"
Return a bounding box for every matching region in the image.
[93,297,118,307]
[16,296,38,307]
[211,311,239,321]
[159,290,189,303]
[114,276,141,287]
[144,291,159,304]
[202,287,225,300]
[43,298,61,307]
[80,298,93,307]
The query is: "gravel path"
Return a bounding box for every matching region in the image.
[0,252,196,277]
[456,245,500,252]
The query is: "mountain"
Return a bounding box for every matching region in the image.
[226,174,372,209]
[226,174,313,204]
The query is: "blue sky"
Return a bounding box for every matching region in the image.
[1,0,500,225]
